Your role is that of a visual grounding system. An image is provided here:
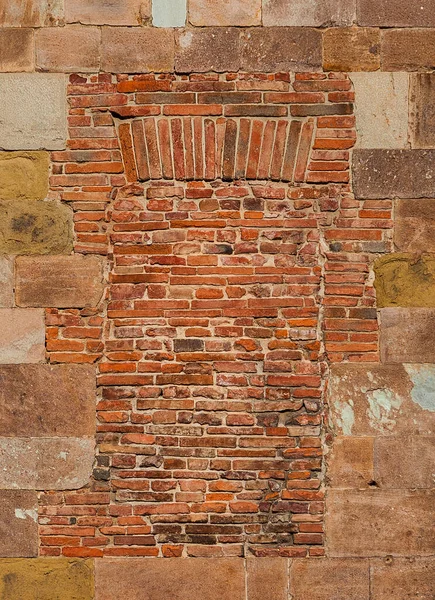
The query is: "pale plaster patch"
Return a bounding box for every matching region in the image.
[405,364,435,411]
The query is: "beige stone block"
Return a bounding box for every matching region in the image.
[36,26,100,72]
[323,28,380,72]
[374,254,435,308]
[326,489,435,557]
[327,437,374,488]
[0,29,34,72]
[0,74,67,151]
[190,0,261,26]
[0,256,14,308]
[410,73,435,148]
[0,491,38,558]
[0,308,45,364]
[375,436,435,489]
[328,363,435,436]
[290,559,370,600]
[0,364,96,437]
[96,558,245,600]
[0,559,94,599]
[351,72,409,149]
[175,28,241,73]
[101,27,174,73]
[381,29,435,71]
[394,199,435,253]
[0,0,64,27]
[247,558,288,600]
[66,0,149,25]
[16,255,104,308]
[380,308,435,363]
[0,437,94,490]
[0,152,49,201]
[0,199,73,255]
[370,558,435,600]
[264,0,355,26]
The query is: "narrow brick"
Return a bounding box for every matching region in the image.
[118,122,138,182]
[235,118,250,180]
[171,118,185,180]
[246,120,264,179]
[222,119,238,181]
[183,117,195,180]
[257,120,276,180]
[204,119,216,180]
[144,118,162,180]
[158,119,174,180]
[294,119,314,182]
[132,119,150,181]
[270,120,288,180]
[282,120,302,182]
[193,117,204,179]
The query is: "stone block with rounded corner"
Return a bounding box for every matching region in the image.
[0,309,45,364]
[394,199,435,253]
[0,491,38,557]
[264,0,355,26]
[0,74,67,150]
[0,152,49,201]
[290,559,370,600]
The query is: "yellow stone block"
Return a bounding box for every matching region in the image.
[374,253,435,307]
[0,152,49,201]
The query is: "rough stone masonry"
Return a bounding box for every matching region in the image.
[0,1,433,599]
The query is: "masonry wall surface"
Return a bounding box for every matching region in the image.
[0,1,433,599]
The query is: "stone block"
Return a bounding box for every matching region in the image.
[0,0,64,27]
[240,27,322,72]
[0,309,45,364]
[0,257,14,308]
[66,0,149,25]
[0,199,73,255]
[0,29,34,72]
[327,437,374,488]
[101,27,174,73]
[375,436,435,489]
[0,437,94,490]
[290,559,370,600]
[370,558,435,600]
[247,558,288,600]
[264,0,355,26]
[394,199,435,253]
[189,0,261,26]
[353,150,435,199]
[323,28,380,72]
[374,254,435,308]
[380,308,435,363]
[326,489,435,556]
[381,29,435,71]
[175,28,241,73]
[0,491,38,557]
[410,73,435,148]
[351,73,409,148]
[36,26,100,72]
[16,255,104,308]
[0,559,94,599]
[328,364,435,436]
[0,152,49,201]
[153,0,186,27]
[0,74,67,151]
[96,558,245,600]
[358,0,435,27]
[0,364,96,437]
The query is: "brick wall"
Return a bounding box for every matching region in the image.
[0,1,433,599]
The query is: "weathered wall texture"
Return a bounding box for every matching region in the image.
[0,1,433,598]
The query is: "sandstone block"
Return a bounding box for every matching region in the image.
[375,436,435,489]
[36,26,100,72]
[0,309,45,364]
[410,73,435,148]
[380,308,435,363]
[153,0,186,27]
[381,29,435,71]
[371,558,435,600]
[16,255,104,308]
[247,558,288,600]
[395,199,435,253]
[0,29,34,72]
[327,437,374,488]
[374,254,435,308]
[0,559,94,599]
[0,74,67,151]
[351,73,409,148]
[323,28,380,72]
[358,0,435,27]
[353,150,435,199]
[0,364,96,437]
[175,28,241,73]
[101,27,174,73]
[66,0,149,25]
[189,0,261,26]
[0,199,73,255]
[0,257,14,308]
[0,152,49,201]
[264,0,355,26]
[240,28,322,72]
[328,364,435,436]
[96,558,245,600]
[326,489,435,556]
[0,0,63,27]
[290,559,370,600]
[0,491,38,557]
